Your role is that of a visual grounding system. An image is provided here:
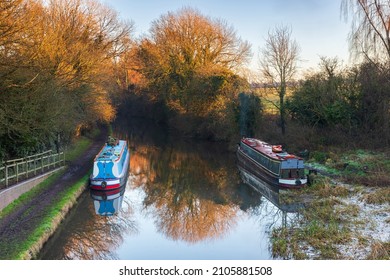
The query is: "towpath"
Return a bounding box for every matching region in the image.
[0,128,107,259]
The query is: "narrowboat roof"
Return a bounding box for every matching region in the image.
[241,138,302,161]
[95,140,127,162]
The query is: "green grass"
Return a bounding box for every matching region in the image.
[17,174,90,260]
[306,148,390,187]
[271,165,390,259]
[64,136,92,162]
[0,170,65,219]
[271,177,352,259]
[0,129,99,259]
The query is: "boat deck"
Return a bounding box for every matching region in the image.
[95,140,126,162]
[241,138,300,161]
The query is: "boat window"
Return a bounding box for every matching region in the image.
[280,168,305,179]
[241,143,280,175]
[269,160,280,175]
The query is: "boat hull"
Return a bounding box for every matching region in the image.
[237,145,306,189]
[237,147,280,187]
[89,140,130,191]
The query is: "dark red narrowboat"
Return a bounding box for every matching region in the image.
[237,138,307,188]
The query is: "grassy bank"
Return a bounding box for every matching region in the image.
[306,149,390,185]
[272,152,390,260]
[18,174,90,260]
[0,132,97,260]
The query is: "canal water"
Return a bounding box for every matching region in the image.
[38,117,298,260]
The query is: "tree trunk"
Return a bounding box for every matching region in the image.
[279,83,286,135]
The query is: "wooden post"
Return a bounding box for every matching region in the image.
[16,162,19,183]
[5,165,8,187]
[25,158,28,179]
[34,155,37,176]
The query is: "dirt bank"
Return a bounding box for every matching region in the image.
[0,128,107,259]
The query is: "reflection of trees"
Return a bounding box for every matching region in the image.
[130,138,241,243]
[116,117,303,246]
[42,194,138,260]
[150,191,238,243]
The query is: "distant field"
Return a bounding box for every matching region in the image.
[252,87,295,115]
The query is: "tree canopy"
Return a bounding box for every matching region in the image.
[134,8,252,139]
[0,0,133,158]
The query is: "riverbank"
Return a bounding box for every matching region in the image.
[273,149,390,259]
[0,127,107,259]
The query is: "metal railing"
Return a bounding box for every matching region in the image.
[0,150,65,187]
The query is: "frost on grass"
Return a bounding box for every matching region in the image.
[272,181,389,259]
[336,186,390,259]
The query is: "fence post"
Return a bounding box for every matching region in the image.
[34,155,37,176]
[16,162,19,183]
[5,164,8,187]
[2,150,66,188]
[24,157,28,178]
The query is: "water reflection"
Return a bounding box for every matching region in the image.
[120,120,242,243]
[39,189,138,260]
[237,162,302,235]
[90,187,126,216]
[237,163,303,213]
[40,117,304,259]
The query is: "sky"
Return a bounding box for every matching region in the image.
[101,0,352,76]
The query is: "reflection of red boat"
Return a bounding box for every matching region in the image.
[237,138,307,188]
[238,164,303,213]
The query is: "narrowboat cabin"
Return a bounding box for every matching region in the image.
[237,138,307,188]
[90,137,130,191]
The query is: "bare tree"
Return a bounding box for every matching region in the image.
[341,0,390,63]
[259,25,300,135]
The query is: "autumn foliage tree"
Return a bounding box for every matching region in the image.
[0,0,133,158]
[134,8,252,139]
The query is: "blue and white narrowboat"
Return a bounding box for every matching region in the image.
[90,137,130,190]
[237,137,307,188]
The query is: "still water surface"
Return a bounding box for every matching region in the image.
[39,118,298,260]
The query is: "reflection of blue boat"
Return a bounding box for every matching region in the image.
[90,187,126,216]
[238,163,303,213]
[90,137,130,191]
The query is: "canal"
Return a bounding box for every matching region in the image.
[38,117,298,260]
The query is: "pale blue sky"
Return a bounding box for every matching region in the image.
[102,0,351,75]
